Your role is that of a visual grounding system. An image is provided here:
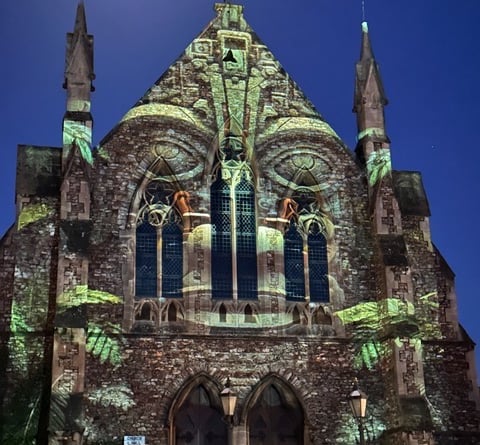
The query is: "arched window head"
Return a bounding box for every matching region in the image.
[244,304,255,323]
[167,303,177,322]
[139,302,152,321]
[219,304,227,323]
[292,306,301,324]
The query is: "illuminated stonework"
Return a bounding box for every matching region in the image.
[1,2,479,445]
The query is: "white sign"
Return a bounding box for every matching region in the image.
[124,437,145,445]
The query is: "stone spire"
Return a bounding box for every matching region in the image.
[64,0,95,113]
[353,21,388,150]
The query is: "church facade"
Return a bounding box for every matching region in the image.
[1,2,479,444]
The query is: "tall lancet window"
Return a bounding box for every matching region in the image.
[284,222,305,300]
[307,222,329,302]
[235,174,258,299]
[282,193,330,303]
[136,218,157,297]
[135,182,183,299]
[211,172,233,298]
[211,135,258,300]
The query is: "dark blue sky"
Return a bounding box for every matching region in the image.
[2,0,480,370]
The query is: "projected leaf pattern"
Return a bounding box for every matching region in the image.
[86,322,123,367]
[46,286,133,438]
[64,121,93,165]
[2,301,46,444]
[335,298,418,369]
[366,148,391,187]
[88,384,136,411]
[17,203,54,231]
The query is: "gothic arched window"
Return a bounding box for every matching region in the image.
[211,167,257,300]
[283,197,330,303]
[135,182,183,299]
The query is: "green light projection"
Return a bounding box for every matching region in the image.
[69,99,91,113]
[260,117,339,141]
[3,298,50,443]
[63,120,93,164]
[86,322,123,366]
[95,145,110,160]
[366,148,391,186]
[335,298,418,369]
[17,203,54,231]
[357,127,384,141]
[51,286,128,437]
[56,286,124,367]
[120,103,208,133]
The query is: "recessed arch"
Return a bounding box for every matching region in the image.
[242,374,306,444]
[168,373,227,445]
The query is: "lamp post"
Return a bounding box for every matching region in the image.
[348,381,368,445]
[221,378,237,445]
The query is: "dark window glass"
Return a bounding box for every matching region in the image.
[244,305,255,323]
[211,175,233,298]
[175,385,227,445]
[136,221,157,297]
[284,223,305,301]
[249,384,304,445]
[219,304,227,322]
[235,176,257,300]
[308,224,329,302]
[162,221,183,298]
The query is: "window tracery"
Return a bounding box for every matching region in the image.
[282,190,331,303]
[135,181,183,299]
[211,134,258,300]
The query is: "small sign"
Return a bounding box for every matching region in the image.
[124,437,145,445]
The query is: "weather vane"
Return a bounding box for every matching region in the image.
[362,0,366,21]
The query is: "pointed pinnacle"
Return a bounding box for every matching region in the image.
[74,1,88,36]
[360,21,374,61]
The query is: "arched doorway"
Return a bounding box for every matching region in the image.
[248,382,304,445]
[174,384,227,445]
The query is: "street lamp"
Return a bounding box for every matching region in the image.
[221,378,237,445]
[348,381,367,445]
[221,377,237,420]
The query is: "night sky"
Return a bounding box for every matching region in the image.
[1,1,480,372]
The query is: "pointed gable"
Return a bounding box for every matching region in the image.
[118,3,341,149]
